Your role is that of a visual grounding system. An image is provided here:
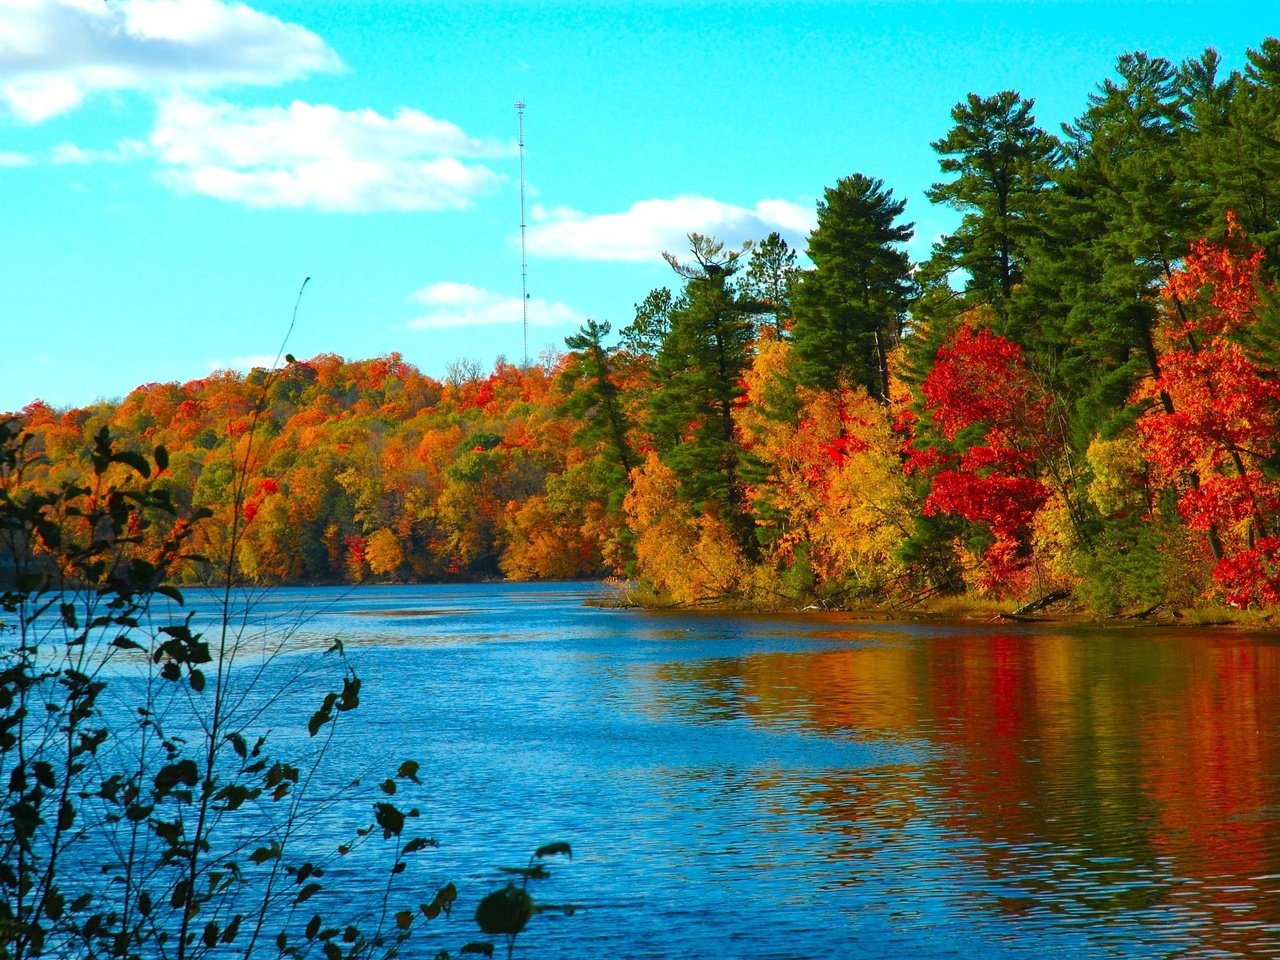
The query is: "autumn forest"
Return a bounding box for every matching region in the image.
[10,38,1280,616]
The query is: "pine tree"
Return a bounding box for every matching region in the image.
[649,234,758,557]
[562,317,634,478]
[790,174,915,399]
[925,90,1060,331]
[741,231,800,336]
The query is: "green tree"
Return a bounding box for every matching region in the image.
[741,231,800,335]
[790,174,915,399]
[562,318,634,479]
[619,287,682,357]
[1016,51,1199,440]
[650,234,758,557]
[1181,39,1280,261]
[925,90,1060,329]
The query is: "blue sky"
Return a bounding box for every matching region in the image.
[1,0,1273,413]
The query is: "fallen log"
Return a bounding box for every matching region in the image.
[1002,589,1071,620]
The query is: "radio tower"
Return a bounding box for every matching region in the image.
[516,98,529,367]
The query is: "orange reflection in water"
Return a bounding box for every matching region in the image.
[650,624,1280,954]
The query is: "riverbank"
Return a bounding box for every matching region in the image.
[590,579,1280,631]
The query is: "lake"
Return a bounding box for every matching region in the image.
[121,582,1280,957]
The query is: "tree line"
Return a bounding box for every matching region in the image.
[9,36,1280,614]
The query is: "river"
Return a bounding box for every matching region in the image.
[113,582,1280,957]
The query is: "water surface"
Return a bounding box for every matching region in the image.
[147,584,1280,957]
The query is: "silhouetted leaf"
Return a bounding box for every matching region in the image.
[111,449,151,478]
[535,841,572,860]
[308,709,331,737]
[45,888,64,921]
[374,802,404,838]
[474,885,533,936]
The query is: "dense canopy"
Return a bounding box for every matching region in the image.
[8,36,1280,615]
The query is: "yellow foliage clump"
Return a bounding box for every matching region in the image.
[1085,435,1149,517]
[1028,490,1081,595]
[366,528,405,578]
[623,453,748,604]
[738,346,914,597]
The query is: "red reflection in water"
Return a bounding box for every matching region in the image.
[662,626,1280,955]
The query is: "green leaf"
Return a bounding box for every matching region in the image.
[308,709,331,737]
[154,445,169,471]
[374,802,404,838]
[395,910,413,930]
[337,673,360,711]
[474,884,533,937]
[402,837,437,854]
[33,761,55,788]
[111,449,151,477]
[535,841,572,860]
[379,778,396,795]
[499,865,549,880]
[397,760,421,783]
[45,888,64,921]
[249,843,280,865]
[189,669,205,693]
[296,883,322,904]
[305,915,321,940]
[460,943,495,957]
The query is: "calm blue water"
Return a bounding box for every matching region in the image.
[75,583,1280,957]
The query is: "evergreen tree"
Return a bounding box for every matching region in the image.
[741,231,800,336]
[620,287,681,357]
[1182,40,1280,261]
[790,174,915,399]
[562,318,634,479]
[650,234,758,556]
[925,90,1060,331]
[1016,51,1199,439]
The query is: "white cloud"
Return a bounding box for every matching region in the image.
[408,282,585,330]
[50,139,150,164]
[0,0,341,123]
[150,96,506,211]
[0,150,33,166]
[206,353,281,373]
[526,195,816,263]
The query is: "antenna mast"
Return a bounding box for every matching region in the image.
[516,98,528,367]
